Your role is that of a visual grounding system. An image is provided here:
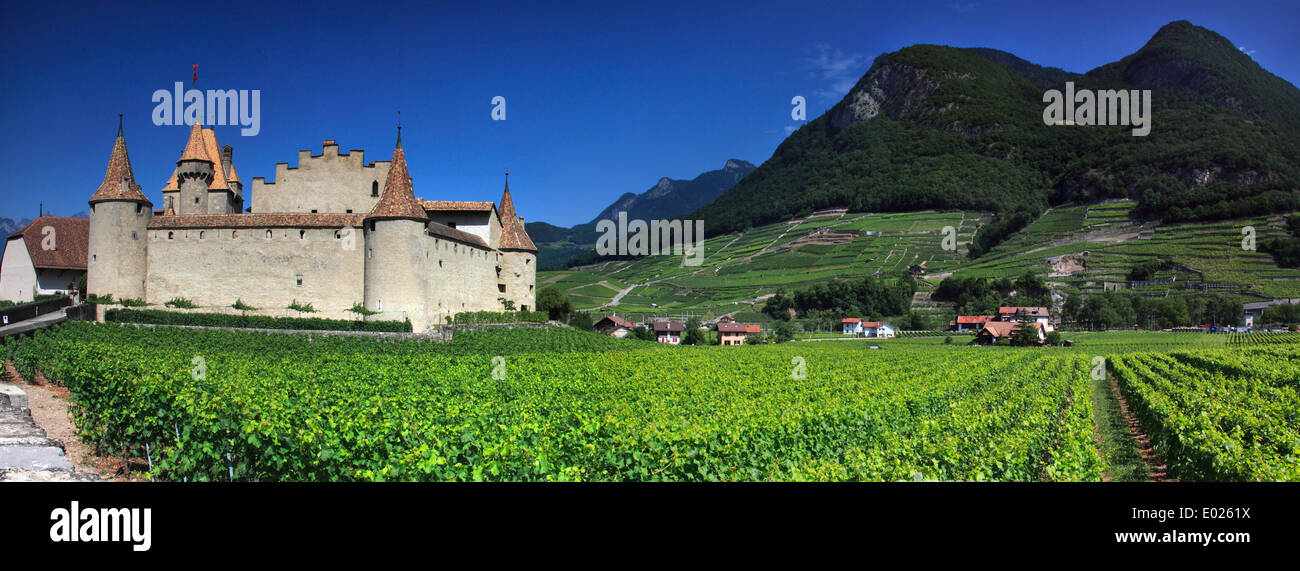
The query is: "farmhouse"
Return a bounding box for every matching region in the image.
[843,318,895,338]
[717,322,760,345]
[652,321,684,344]
[949,315,994,332]
[594,315,635,338]
[0,217,89,302]
[842,317,862,335]
[975,321,1046,345]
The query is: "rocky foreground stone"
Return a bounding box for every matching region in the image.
[0,384,99,482]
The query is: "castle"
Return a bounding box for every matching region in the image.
[87,119,537,332]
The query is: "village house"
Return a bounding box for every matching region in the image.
[842,317,863,335]
[997,306,1051,327]
[652,321,684,344]
[0,217,89,302]
[594,315,635,338]
[975,321,1046,345]
[843,318,895,338]
[717,322,761,346]
[949,315,994,332]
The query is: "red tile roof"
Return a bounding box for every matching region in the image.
[718,322,760,333]
[89,120,151,205]
[862,321,885,328]
[427,221,487,248]
[980,321,1019,338]
[842,317,861,323]
[955,315,995,324]
[162,123,239,196]
[652,321,684,333]
[497,179,536,251]
[423,200,495,212]
[998,306,1049,317]
[366,137,429,223]
[7,217,89,271]
[596,316,635,329]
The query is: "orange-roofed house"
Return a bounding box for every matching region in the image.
[950,315,995,332]
[717,322,761,345]
[0,217,89,302]
[842,317,863,335]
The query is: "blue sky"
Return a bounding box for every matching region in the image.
[1,0,1296,227]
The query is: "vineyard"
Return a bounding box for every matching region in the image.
[3,322,1296,481]
[1108,345,1300,481]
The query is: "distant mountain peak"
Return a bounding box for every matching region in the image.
[724,159,753,170]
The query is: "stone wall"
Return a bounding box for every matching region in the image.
[499,250,537,311]
[424,232,502,325]
[251,142,390,215]
[145,226,365,320]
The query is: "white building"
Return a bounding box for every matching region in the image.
[0,217,88,303]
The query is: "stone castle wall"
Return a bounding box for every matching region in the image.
[144,226,365,319]
[87,201,150,300]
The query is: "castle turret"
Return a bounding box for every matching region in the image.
[363,127,430,329]
[176,121,214,215]
[88,115,152,300]
[497,172,538,311]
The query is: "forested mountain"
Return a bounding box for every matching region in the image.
[688,21,1300,257]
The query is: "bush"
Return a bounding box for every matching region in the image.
[347,302,379,317]
[118,297,149,307]
[165,297,199,309]
[232,299,258,311]
[105,308,411,332]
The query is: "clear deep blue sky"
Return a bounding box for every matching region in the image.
[1,0,1296,226]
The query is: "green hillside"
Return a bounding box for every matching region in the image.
[541,206,1300,324]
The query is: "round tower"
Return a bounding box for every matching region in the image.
[363,127,430,330]
[496,173,538,311]
[88,115,152,300]
[176,121,214,214]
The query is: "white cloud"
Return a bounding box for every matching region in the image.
[1238,46,1257,56]
[803,43,868,101]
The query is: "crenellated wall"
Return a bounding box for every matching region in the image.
[251,141,391,215]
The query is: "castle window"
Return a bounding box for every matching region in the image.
[334,230,341,239]
[131,231,138,241]
[232,231,238,239]
[168,231,174,240]
[299,230,306,240]
[498,284,506,293]
[371,181,379,197]
[311,210,318,213]
[368,248,373,259]
[199,231,205,240]
[346,209,353,214]
[530,285,534,294]
[265,230,272,240]
[521,305,528,312]
[295,274,303,287]
[137,205,145,215]
[195,197,200,204]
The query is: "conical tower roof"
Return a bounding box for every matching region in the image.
[178,121,211,163]
[498,174,536,251]
[89,115,151,205]
[365,128,429,222]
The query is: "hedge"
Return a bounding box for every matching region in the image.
[450,310,549,325]
[105,308,412,332]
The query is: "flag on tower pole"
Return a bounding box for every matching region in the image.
[192,64,198,85]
